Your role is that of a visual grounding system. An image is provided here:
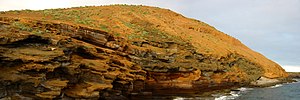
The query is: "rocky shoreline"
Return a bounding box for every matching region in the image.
[129,75,295,99]
[249,77,295,88]
[0,5,289,100]
[1,76,294,100]
[247,77,297,88]
[288,72,300,79]
[131,76,296,100]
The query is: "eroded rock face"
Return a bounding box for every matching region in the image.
[0,5,288,99]
[0,19,146,99]
[250,77,280,87]
[146,69,201,89]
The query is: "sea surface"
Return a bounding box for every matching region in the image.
[173,79,300,100]
[234,79,300,100]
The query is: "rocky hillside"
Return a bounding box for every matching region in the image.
[0,5,287,99]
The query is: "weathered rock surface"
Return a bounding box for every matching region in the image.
[146,68,201,89]
[250,77,280,86]
[0,5,288,99]
[288,72,300,79]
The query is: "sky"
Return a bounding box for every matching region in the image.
[0,0,299,72]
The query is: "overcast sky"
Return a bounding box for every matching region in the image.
[0,0,299,72]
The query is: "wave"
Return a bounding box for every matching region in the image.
[268,79,300,89]
[174,81,299,100]
[214,87,253,100]
[173,97,185,100]
[174,95,220,100]
[268,84,283,88]
[293,78,300,82]
[214,92,239,100]
[173,87,253,100]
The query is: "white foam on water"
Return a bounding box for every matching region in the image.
[237,87,251,91]
[214,93,239,100]
[173,97,185,100]
[214,87,253,100]
[173,87,254,100]
[214,95,238,100]
[214,96,228,100]
[268,84,283,88]
[292,79,300,83]
[173,96,215,100]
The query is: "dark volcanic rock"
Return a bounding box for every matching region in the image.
[0,5,288,99]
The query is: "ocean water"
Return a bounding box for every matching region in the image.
[173,79,300,100]
[234,79,300,100]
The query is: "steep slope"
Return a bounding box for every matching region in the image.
[0,5,287,99]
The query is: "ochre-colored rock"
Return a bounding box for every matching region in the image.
[147,69,201,89]
[0,5,288,99]
[36,90,61,99]
[65,82,113,98]
[42,79,68,90]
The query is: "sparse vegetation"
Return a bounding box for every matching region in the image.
[12,22,33,31]
[32,29,44,35]
[96,24,108,32]
[122,21,136,29]
[0,5,288,100]
[114,33,121,37]
[11,21,46,35]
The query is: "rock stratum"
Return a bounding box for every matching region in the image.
[0,5,288,99]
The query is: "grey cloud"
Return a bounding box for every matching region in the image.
[173,0,300,66]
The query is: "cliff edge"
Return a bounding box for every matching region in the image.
[0,5,287,99]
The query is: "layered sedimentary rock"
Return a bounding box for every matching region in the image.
[0,5,288,99]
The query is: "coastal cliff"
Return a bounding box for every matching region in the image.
[0,5,288,99]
